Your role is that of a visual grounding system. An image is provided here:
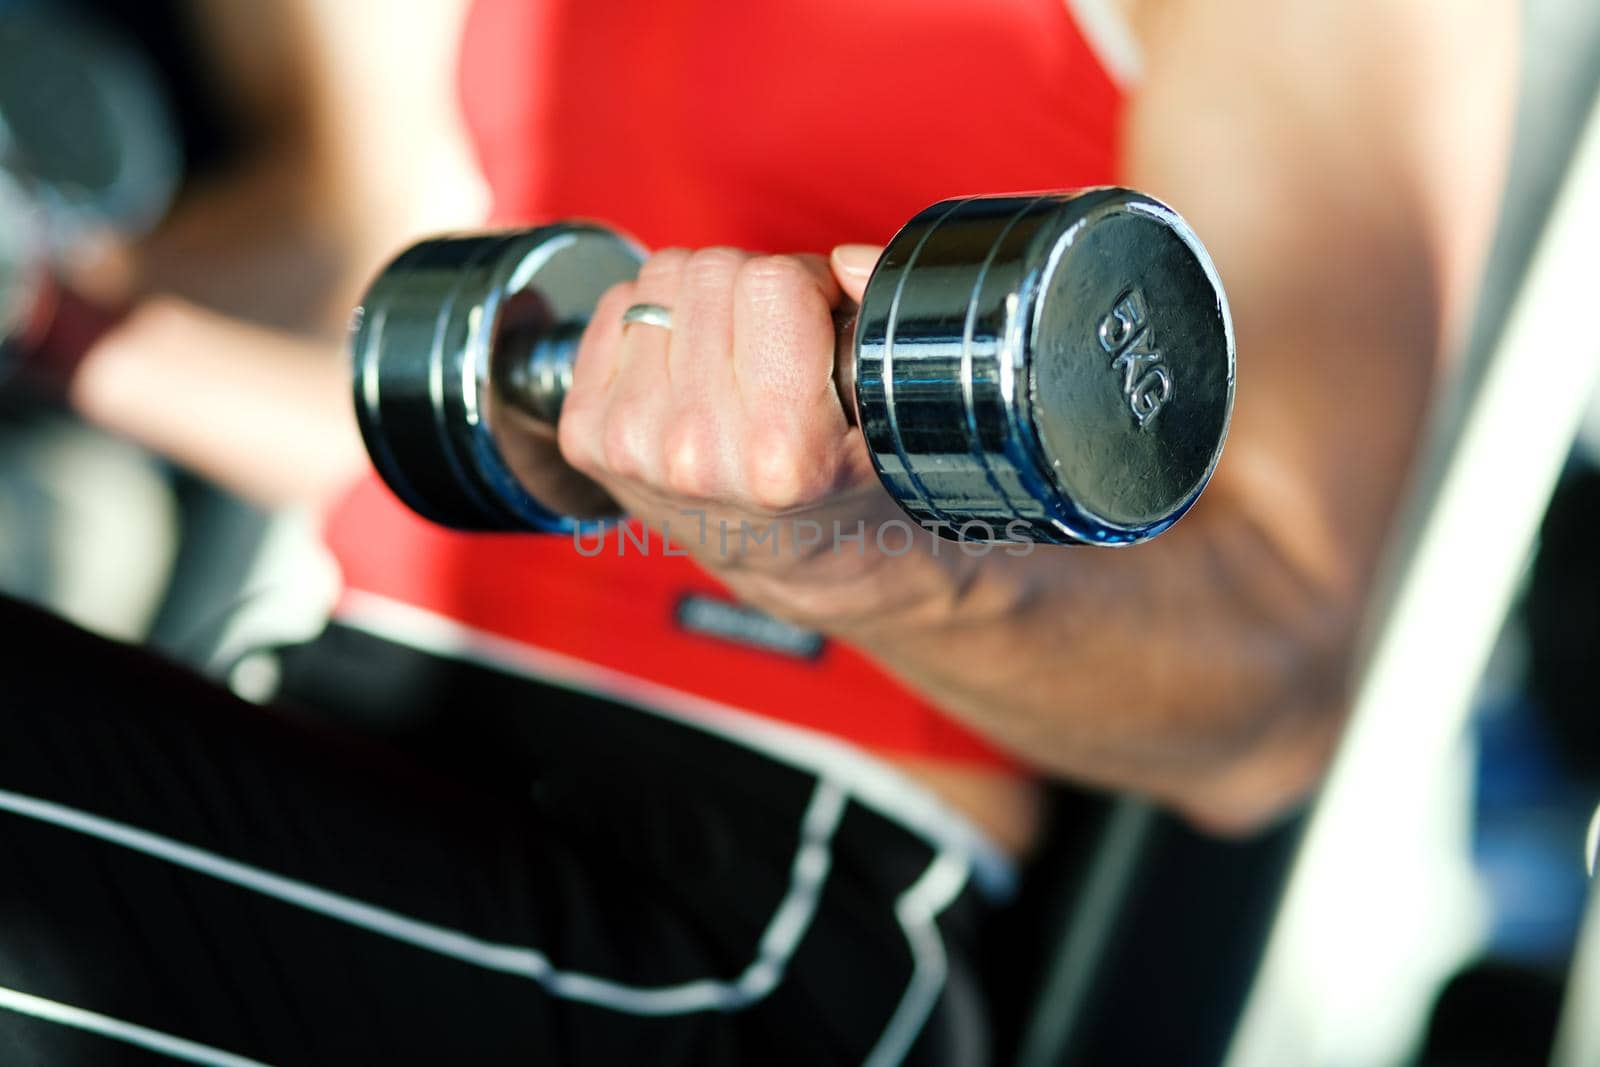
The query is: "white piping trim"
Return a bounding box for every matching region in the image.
[0,984,268,1067]
[333,590,1018,899]
[1587,804,1600,878]
[1064,0,1144,87]
[864,846,973,1066]
[0,781,845,1017]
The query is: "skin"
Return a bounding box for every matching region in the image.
[66,0,1516,849]
[517,0,1519,836]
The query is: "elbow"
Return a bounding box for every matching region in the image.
[1166,600,1359,839]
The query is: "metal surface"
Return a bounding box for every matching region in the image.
[353,192,1233,540]
[855,190,1234,545]
[620,303,674,331]
[351,224,645,531]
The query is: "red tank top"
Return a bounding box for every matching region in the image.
[326,0,1127,770]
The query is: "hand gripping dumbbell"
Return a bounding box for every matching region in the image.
[351,189,1235,545]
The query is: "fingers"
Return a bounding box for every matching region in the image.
[731,253,851,511]
[616,247,688,380]
[662,248,748,496]
[561,248,687,483]
[732,253,841,410]
[559,278,634,473]
[559,244,863,518]
[600,249,694,484]
[568,280,635,407]
[830,244,880,303]
[670,247,747,404]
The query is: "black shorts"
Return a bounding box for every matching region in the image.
[0,598,1013,1065]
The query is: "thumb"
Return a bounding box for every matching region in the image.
[829,244,882,303]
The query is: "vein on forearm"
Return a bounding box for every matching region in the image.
[833,495,1353,793]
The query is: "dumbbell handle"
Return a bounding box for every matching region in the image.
[495,319,586,424]
[494,304,861,428]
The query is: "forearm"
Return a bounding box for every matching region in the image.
[790,209,1452,828]
[68,298,367,509]
[135,0,486,335]
[720,482,1346,831]
[41,0,481,506]
[857,0,1520,828]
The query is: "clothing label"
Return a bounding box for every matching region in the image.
[674,595,825,661]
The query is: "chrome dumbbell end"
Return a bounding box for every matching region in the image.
[855,189,1235,546]
[351,224,645,532]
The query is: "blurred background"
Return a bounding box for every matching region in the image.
[0,0,1597,1064]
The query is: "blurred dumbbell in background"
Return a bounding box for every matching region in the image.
[0,2,182,639]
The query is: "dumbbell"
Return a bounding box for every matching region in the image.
[0,6,181,374]
[351,189,1235,545]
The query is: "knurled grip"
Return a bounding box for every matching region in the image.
[855,190,1235,545]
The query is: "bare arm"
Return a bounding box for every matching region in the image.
[121,0,487,333]
[547,0,1516,832]
[67,299,367,507]
[826,0,1518,829]
[59,0,485,505]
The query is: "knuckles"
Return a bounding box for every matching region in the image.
[590,281,638,324]
[734,254,821,311]
[741,427,838,513]
[553,246,847,514]
[598,395,656,481]
[662,417,719,499]
[635,248,691,290]
[555,386,593,470]
[682,247,750,297]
